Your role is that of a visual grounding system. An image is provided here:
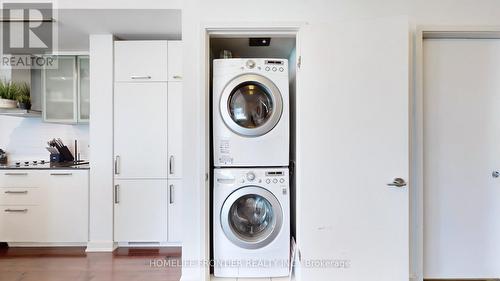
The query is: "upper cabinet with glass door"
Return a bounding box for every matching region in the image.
[42,55,89,124]
[78,57,90,122]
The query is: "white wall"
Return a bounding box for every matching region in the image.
[180,1,500,281]
[0,116,89,161]
[12,1,500,281]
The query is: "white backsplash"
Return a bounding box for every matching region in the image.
[0,116,89,163]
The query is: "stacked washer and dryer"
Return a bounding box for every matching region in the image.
[213,58,291,278]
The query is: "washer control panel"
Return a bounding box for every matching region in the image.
[230,169,288,186]
[215,168,289,187]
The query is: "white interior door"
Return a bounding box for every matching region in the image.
[423,38,500,278]
[297,16,409,281]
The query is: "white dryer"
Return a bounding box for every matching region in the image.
[213,58,289,167]
[213,168,290,278]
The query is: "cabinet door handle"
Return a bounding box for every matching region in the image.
[4,208,28,213]
[4,172,28,176]
[130,75,151,80]
[169,184,174,204]
[169,155,174,175]
[172,75,182,79]
[50,173,72,176]
[114,184,120,204]
[4,190,28,194]
[115,155,120,175]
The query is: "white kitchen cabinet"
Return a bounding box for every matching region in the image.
[42,55,90,124]
[167,41,182,81]
[113,40,182,244]
[78,56,90,122]
[43,56,77,123]
[43,171,89,242]
[114,82,168,179]
[0,205,45,242]
[113,179,168,242]
[0,170,89,243]
[167,179,182,243]
[168,82,183,179]
[114,41,168,82]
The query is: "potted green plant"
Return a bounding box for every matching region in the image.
[16,83,31,110]
[0,80,19,109]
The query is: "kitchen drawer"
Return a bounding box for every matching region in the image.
[114,41,168,82]
[0,187,42,206]
[0,170,44,188]
[0,205,44,242]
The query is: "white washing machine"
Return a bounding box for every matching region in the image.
[213,58,290,167]
[213,168,290,278]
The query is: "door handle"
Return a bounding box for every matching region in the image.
[114,184,120,204]
[50,173,72,176]
[172,75,182,79]
[387,178,407,188]
[114,155,120,175]
[169,184,174,204]
[4,190,28,194]
[130,75,151,80]
[169,155,174,175]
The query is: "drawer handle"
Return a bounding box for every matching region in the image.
[130,75,151,80]
[4,190,28,194]
[4,173,28,176]
[4,208,28,213]
[50,173,73,176]
[173,75,182,79]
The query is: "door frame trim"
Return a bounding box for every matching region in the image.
[413,26,500,281]
[193,22,304,281]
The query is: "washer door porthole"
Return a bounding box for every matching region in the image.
[220,74,283,137]
[220,186,283,249]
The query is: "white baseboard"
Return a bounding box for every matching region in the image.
[85,241,116,252]
[8,242,87,247]
[116,241,182,248]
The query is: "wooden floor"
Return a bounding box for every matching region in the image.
[0,246,182,281]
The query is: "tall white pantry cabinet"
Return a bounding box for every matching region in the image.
[113,40,183,244]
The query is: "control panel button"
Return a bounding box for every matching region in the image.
[273,178,278,183]
[265,66,270,71]
[279,178,285,183]
[246,60,256,69]
[266,179,271,184]
[279,67,284,72]
[246,172,256,181]
[272,67,277,72]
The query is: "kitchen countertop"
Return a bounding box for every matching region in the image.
[0,162,90,170]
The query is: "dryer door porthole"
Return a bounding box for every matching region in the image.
[220,186,283,249]
[220,74,283,137]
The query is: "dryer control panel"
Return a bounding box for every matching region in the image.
[243,59,287,73]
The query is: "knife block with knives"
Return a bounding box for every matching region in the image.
[47,138,74,163]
